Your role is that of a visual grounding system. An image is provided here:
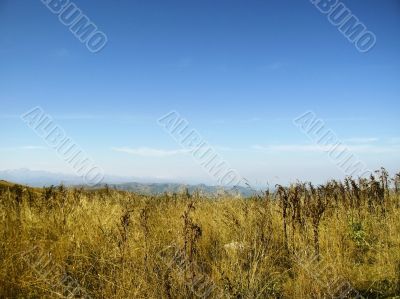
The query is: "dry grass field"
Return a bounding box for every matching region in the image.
[1,169,400,298]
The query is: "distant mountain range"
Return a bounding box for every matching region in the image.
[0,169,256,196]
[0,168,146,186]
[101,182,254,197]
[0,169,82,186]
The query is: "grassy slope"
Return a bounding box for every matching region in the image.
[0,183,399,298]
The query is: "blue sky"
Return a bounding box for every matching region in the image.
[0,0,399,185]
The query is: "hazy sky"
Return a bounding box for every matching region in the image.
[1,0,399,186]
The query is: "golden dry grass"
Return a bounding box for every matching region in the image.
[0,175,399,298]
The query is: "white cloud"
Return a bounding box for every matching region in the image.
[114,143,400,157]
[0,114,19,119]
[176,57,193,69]
[242,117,262,123]
[52,48,70,58]
[259,62,284,71]
[343,137,378,143]
[389,137,400,144]
[19,146,47,150]
[112,147,190,157]
[252,144,399,154]
[0,146,47,151]
[210,119,227,125]
[268,62,284,70]
[54,114,106,120]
